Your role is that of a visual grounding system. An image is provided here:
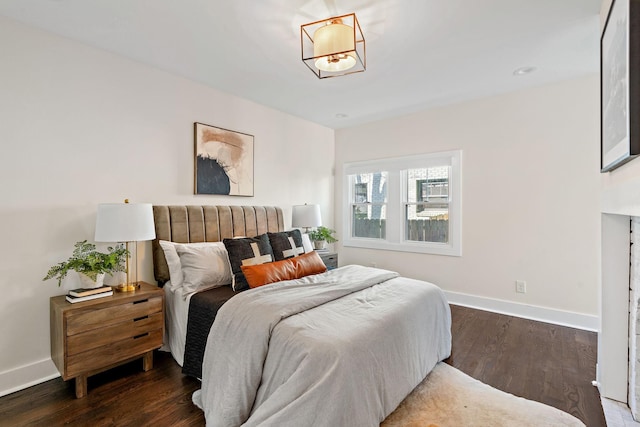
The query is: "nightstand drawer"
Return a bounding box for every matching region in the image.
[318,252,338,270]
[67,312,163,356]
[66,329,163,378]
[67,296,163,335]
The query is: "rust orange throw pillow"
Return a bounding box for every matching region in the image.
[241,251,327,288]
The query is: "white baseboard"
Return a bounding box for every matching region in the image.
[0,358,59,398]
[444,290,599,332]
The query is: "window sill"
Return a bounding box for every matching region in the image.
[343,238,461,257]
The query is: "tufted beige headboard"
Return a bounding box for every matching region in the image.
[152,205,285,285]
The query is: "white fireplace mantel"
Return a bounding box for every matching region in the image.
[600,174,640,404]
[602,175,640,217]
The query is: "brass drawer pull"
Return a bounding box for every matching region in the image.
[133,333,149,339]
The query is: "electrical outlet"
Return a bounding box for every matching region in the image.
[516,280,526,293]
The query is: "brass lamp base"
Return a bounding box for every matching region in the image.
[112,282,140,293]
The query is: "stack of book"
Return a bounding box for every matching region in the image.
[65,285,113,303]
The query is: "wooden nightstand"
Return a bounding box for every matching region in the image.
[317,251,338,270]
[50,282,164,398]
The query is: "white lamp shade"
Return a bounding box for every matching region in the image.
[313,21,356,72]
[292,204,322,228]
[95,203,156,242]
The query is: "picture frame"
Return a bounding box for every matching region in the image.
[194,122,254,196]
[601,0,640,172]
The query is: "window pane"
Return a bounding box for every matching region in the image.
[407,167,449,203]
[351,172,388,204]
[354,183,368,203]
[352,204,386,239]
[405,204,448,243]
[406,167,449,243]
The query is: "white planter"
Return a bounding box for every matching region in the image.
[313,240,327,250]
[78,272,106,288]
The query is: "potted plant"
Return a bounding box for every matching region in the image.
[308,226,338,250]
[43,240,129,287]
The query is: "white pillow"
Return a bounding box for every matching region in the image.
[301,233,314,253]
[159,240,185,291]
[174,242,232,296]
[159,241,231,292]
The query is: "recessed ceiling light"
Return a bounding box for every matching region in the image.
[513,66,536,76]
[335,113,348,118]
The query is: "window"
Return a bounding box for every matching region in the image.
[349,172,388,239]
[406,168,450,243]
[343,150,461,256]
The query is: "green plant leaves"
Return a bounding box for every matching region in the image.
[308,226,338,243]
[43,240,129,286]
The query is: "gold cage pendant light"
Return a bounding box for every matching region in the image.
[301,13,366,79]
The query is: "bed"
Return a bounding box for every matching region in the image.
[152,205,286,373]
[152,205,452,427]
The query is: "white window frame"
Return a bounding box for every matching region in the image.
[343,150,462,256]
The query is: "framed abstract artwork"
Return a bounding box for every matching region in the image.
[601,0,640,172]
[194,122,254,196]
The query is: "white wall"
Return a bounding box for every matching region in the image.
[335,75,601,327]
[0,16,335,396]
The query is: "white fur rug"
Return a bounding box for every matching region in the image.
[381,362,585,427]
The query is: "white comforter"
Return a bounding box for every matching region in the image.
[193,265,452,426]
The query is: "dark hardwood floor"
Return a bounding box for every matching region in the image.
[0,305,605,426]
[445,305,605,427]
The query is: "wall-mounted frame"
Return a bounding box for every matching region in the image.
[194,122,254,196]
[601,0,640,172]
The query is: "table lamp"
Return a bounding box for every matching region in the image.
[94,200,156,292]
[292,204,322,233]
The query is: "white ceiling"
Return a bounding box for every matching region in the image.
[0,0,601,129]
